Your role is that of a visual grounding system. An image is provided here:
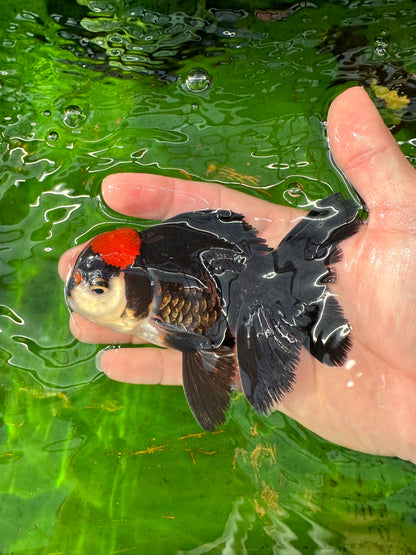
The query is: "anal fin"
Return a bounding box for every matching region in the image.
[182,347,236,431]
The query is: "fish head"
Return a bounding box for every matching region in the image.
[65,228,152,334]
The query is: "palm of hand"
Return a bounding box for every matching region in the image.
[59,88,416,463]
[278,198,416,462]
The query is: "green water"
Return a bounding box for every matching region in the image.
[1,0,416,553]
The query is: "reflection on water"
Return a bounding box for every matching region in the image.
[1,0,416,553]
[52,2,263,81]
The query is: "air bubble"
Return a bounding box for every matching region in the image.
[374,32,389,57]
[184,68,212,92]
[63,105,86,129]
[44,110,51,117]
[48,131,59,142]
[286,182,303,197]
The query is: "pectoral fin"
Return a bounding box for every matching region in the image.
[182,347,236,431]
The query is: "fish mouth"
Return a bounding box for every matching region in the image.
[65,279,78,314]
[65,273,132,333]
[65,277,75,300]
[65,270,82,302]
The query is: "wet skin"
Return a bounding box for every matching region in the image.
[59,87,416,463]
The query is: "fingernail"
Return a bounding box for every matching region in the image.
[95,347,111,376]
[95,349,104,372]
[102,174,119,189]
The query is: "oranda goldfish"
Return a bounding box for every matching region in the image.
[66,193,361,430]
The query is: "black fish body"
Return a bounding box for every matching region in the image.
[66,193,361,430]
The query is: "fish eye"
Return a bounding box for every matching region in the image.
[90,278,109,295]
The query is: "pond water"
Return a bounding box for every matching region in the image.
[1,0,416,553]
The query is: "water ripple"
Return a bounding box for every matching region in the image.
[1,3,416,552]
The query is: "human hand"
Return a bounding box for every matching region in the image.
[59,87,416,463]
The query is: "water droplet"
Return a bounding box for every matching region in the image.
[286,182,303,197]
[63,105,86,129]
[374,33,389,57]
[44,109,51,117]
[184,68,212,93]
[346,359,356,370]
[48,131,59,142]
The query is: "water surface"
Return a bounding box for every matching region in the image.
[1,0,416,553]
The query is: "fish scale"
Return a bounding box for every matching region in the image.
[158,281,221,335]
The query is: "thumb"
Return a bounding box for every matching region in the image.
[327,86,416,233]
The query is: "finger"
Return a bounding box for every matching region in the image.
[59,178,301,287]
[69,312,144,345]
[327,86,416,232]
[98,346,183,386]
[101,173,301,237]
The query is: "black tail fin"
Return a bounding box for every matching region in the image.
[278,193,361,269]
[274,193,361,364]
[235,193,361,414]
[303,292,352,366]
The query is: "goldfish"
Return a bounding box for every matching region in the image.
[65,193,361,430]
